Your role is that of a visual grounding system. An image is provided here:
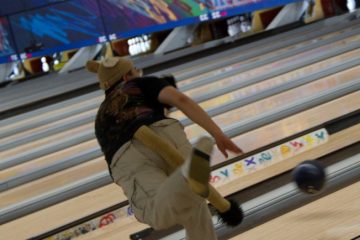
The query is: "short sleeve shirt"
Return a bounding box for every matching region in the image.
[95,76,176,166]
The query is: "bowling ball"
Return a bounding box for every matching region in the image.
[292,160,326,194]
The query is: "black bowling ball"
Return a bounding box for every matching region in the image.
[292,160,326,194]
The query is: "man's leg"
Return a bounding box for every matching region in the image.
[111,119,217,239]
[148,167,217,240]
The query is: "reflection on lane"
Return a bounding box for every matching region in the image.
[0,140,99,182]
[170,48,360,120]
[0,109,98,146]
[175,25,360,88]
[0,123,94,160]
[0,95,104,135]
[183,66,360,140]
[210,91,360,165]
[181,34,360,100]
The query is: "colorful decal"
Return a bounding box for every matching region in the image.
[210,128,329,187]
[44,205,135,240]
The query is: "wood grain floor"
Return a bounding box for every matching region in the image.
[232,181,360,240]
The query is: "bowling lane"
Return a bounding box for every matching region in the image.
[3,92,358,204]
[3,94,358,216]
[182,65,360,141]
[3,42,342,148]
[0,95,103,138]
[0,25,350,126]
[174,25,359,82]
[0,157,106,208]
[2,24,359,137]
[0,33,338,140]
[4,46,359,152]
[2,65,358,169]
[209,92,360,165]
[180,33,360,100]
[0,184,125,240]
[0,109,97,148]
[21,124,359,240]
[0,140,98,183]
[176,24,360,90]
[232,181,360,240]
[1,106,358,240]
[0,123,93,161]
[169,48,360,120]
[3,30,359,140]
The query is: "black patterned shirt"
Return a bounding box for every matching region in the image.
[95,76,176,166]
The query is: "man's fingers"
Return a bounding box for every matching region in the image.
[231,145,241,152]
[216,139,242,158]
[231,142,243,154]
[235,147,243,154]
[220,148,228,158]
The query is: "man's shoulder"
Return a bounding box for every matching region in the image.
[134,75,176,87]
[133,76,160,82]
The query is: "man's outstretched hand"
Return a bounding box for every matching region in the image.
[214,132,243,158]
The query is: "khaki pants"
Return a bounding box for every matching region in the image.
[111,119,217,240]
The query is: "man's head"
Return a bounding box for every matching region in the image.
[123,65,143,82]
[86,57,142,91]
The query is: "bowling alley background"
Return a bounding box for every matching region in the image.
[0,0,327,64]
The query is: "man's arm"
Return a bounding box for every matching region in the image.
[158,86,242,158]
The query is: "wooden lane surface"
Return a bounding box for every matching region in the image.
[210,91,360,165]
[0,43,358,236]
[0,123,93,161]
[171,48,360,120]
[0,95,103,137]
[3,48,356,154]
[1,91,358,205]
[1,88,358,195]
[183,66,360,140]
[2,46,358,157]
[217,123,360,196]
[232,181,360,240]
[0,184,125,240]
[172,23,360,80]
[0,107,358,240]
[1,28,357,138]
[3,22,342,115]
[0,109,97,147]
[0,140,98,182]
[28,124,360,240]
[0,75,356,182]
[0,23,358,238]
[3,60,358,165]
[0,91,99,126]
[181,34,360,100]
[175,26,357,88]
[1,31,358,145]
[0,157,107,208]
[0,69,95,102]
